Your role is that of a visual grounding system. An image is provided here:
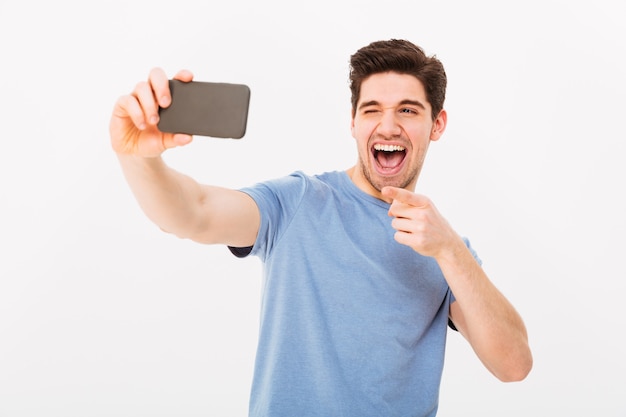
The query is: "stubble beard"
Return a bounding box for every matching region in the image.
[359,153,423,193]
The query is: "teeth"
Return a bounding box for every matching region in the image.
[374,144,405,152]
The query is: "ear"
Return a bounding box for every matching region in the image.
[429,109,447,142]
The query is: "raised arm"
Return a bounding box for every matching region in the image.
[109,68,259,247]
[382,186,533,382]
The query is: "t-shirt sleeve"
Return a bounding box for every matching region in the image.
[226,171,308,261]
[228,246,253,258]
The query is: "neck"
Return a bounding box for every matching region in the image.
[345,166,387,202]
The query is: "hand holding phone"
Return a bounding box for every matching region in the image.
[158,80,251,139]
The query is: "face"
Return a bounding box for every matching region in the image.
[350,72,447,200]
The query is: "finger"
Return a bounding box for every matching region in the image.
[382,186,430,208]
[173,69,194,82]
[133,80,160,127]
[114,94,147,130]
[390,217,420,234]
[392,229,415,248]
[148,67,173,109]
[149,68,194,110]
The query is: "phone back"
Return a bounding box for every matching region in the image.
[158,80,250,139]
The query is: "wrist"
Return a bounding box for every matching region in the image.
[434,234,468,266]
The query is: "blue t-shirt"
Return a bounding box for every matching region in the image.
[233,170,480,417]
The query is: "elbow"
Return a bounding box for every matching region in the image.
[159,225,192,240]
[498,366,532,383]
[158,221,213,244]
[494,351,533,382]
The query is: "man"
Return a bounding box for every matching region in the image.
[110,39,532,416]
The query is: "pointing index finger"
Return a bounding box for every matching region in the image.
[381,186,430,208]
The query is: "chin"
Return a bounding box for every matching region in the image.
[377,173,416,190]
[367,176,408,194]
[359,159,418,192]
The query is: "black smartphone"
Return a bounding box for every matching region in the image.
[157,79,251,139]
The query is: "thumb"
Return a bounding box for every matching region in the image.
[161,133,193,150]
[172,134,193,147]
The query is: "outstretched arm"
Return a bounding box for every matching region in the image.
[110,68,259,247]
[382,186,532,382]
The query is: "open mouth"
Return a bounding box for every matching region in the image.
[372,143,406,174]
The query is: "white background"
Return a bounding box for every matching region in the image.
[1,1,625,416]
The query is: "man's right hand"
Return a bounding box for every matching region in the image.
[109,67,194,157]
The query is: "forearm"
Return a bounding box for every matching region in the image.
[438,239,533,381]
[117,154,208,239]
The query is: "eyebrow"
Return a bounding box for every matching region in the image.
[358,99,427,111]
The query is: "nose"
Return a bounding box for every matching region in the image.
[376,109,402,137]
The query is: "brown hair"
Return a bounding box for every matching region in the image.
[349,39,447,121]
